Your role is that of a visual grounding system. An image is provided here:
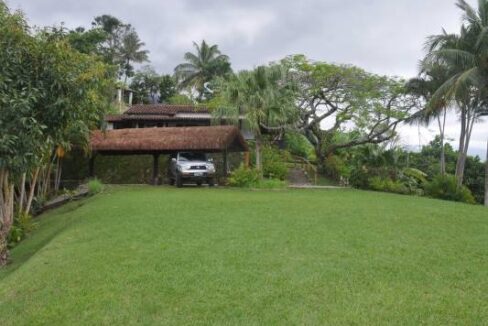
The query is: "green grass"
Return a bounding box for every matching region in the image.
[1,186,487,325]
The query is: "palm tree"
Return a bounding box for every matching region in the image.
[215,66,296,170]
[174,40,231,101]
[118,27,149,84]
[422,0,488,186]
[407,65,451,175]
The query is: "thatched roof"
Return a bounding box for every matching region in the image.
[90,126,248,154]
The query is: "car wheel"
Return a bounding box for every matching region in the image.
[176,174,183,188]
[208,178,215,187]
[196,181,203,186]
[169,178,175,186]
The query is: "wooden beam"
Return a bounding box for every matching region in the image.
[152,154,159,186]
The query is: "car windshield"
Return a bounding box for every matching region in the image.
[178,152,207,161]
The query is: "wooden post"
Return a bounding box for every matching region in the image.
[88,154,96,178]
[244,152,250,169]
[152,154,159,185]
[222,149,228,177]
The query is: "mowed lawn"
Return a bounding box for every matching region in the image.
[1,187,488,325]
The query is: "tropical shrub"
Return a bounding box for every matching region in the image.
[424,175,476,204]
[261,145,289,180]
[368,177,410,195]
[284,132,315,160]
[87,178,104,195]
[228,165,261,187]
[228,165,287,189]
[8,213,38,247]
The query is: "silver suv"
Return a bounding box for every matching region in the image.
[169,152,216,187]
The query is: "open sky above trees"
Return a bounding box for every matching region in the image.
[9,0,488,157]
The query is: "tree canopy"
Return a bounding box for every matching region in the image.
[0,3,115,265]
[174,40,232,101]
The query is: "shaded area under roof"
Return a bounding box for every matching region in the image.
[90,126,249,155]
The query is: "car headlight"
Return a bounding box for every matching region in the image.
[206,164,215,172]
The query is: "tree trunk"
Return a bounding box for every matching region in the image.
[54,157,62,193]
[455,107,475,187]
[438,109,447,175]
[455,108,467,185]
[485,140,488,207]
[24,167,40,216]
[18,173,26,215]
[255,133,262,171]
[0,169,14,266]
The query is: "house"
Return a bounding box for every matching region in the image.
[105,104,254,139]
[89,104,252,184]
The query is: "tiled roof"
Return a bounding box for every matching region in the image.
[105,114,124,122]
[105,114,211,122]
[125,104,209,115]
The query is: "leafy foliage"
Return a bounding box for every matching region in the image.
[87,178,104,195]
[228,165,261,188]
[174,40,231,100]
[284,132,315,160]
[425,174,476,204]
[280,55,421,168]
[368,177,411,195]
[228,165,288,189]
[261,145,290,180]
[0,3,115,264]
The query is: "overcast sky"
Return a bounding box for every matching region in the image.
[7,0,488,158]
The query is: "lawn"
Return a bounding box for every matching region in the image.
[1,186,487,325]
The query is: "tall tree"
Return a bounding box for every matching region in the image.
[174,40,231,101]
[407,65,451,175]
[423,0,488,186]
[118,27,149,84]
[67,26,107,56]
[159,75,177,103]
[92,14,125,64]
[129,66,161,104]
[0,3,114,265]
[283,55,420,171]
[214,65,296,170]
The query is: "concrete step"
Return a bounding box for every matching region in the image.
[288,167,311,186]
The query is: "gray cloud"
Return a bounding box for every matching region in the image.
[6,0,488,155]
[8,0,462,75]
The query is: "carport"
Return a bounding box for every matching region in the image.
[89,126,249,185]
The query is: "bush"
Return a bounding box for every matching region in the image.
[228,165,288,189]
[368,176,410,195]
[228,165,261,188]
[87,178,104,195]
[424,174,476,204]
[284,132,315,160]
[349,166,370,189]
[8,213,38,247]
[261,145,289,180]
